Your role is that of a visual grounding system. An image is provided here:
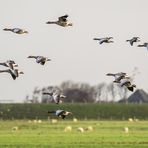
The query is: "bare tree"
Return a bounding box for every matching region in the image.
[94,83,106,103]
[117,85,129,104]
[107,83,120,103]
[60,81,95,103]
[31,87,41,103]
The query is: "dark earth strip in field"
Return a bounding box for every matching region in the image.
[69,141,148,145]
[1,142,148,147]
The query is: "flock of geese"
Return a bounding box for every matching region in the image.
[0,14,145,119]
[1,15,73,119]
[106,72,136,92]
[93,36,148,50]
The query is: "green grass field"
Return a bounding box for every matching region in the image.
[0,120,148,148]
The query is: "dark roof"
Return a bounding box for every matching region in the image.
[119,89,148,103]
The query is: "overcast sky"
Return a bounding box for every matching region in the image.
[0,0,148,102]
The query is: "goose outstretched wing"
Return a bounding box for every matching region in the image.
[56,110,65,116]
[0,69,16,80]
[12,28,21,33]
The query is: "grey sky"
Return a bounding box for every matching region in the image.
[0,0,148,102]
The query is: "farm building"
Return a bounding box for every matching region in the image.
[119,89,148,103]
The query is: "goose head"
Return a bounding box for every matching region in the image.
[15,69,24,74]
[132,84,136,88]
[124,76,131,80]
[23,30,28,34]
[19,71,24,74]
[64,111,72,115]
[27,56,32,58]
[144,43,148,46]
[47,58,51,61]
[60,94,66,98]
[67,112,72,115]
[67,23,73,26]
[108,40,114,43]
[13,69,24,76]
[13,64,18,67]
[107,37,113,40]
[136,37,140,39]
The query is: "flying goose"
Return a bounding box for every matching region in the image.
[3,28,28,34]
[48,109,72,119]
[0,69,24,80]
[93,37,113,44]
[137,42,148,50]
[120,78,136,92]
[46,14,73,27]
[106,72,127,83]
[43,92,66,104]
[126,37,140,46]
[27,56,51,65]
[0,60,18,70]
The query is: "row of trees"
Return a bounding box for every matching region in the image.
[24,80,130,103]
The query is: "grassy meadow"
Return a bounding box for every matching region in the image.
[0,120,148,148]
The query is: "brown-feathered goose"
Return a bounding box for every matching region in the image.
[3,28,28,34]
[46,14,73,27]
[93,37,113,44]
[120,78,136,92]
[43,92,66,104]
[126,37,140,46]
[137,42,148,50]
[48,109,72,119]
[106,72,127,83]
[27,56,51,65]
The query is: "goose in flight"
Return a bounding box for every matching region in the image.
[43,92,66,104]
[120,78,136,92]
[93,37,113,44]
[137,42,148,50]
[3,28,28,34]
[0,60,18,70]
[46,14,73,27]
[27,56,51,65]
[48,109,72,119]
[0,69,24,80]
[126,37,140,46]
[106,72,127,83]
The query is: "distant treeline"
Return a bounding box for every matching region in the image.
[25,80,130,103]
[0,103,148,120]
